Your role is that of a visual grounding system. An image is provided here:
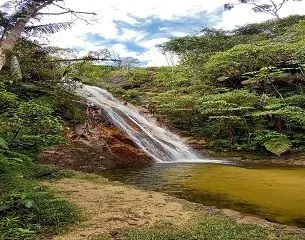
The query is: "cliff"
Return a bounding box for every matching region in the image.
[39,104,153,172]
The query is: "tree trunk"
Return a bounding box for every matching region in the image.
[0,49,6,71]
[0,0,55,71]
[0,16,31,71]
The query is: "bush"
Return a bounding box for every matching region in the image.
[204,43,296,79]
[0,141,78,240]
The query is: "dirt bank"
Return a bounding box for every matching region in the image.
[44,174,193,240]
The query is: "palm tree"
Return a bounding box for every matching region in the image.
[0,0,96,71]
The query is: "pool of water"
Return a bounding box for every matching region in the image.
[102,162,305,227]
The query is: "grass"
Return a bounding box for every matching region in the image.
[91,214,305,240]
[123,216,270,240]
[0,164,79,240]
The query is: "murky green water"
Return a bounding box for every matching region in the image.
[102,163,305,227]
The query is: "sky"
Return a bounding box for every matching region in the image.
[2,0,305,66]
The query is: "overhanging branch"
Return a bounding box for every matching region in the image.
[39,10,97,16]
[32,57,121,63]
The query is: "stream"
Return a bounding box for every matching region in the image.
[102,162,305,228]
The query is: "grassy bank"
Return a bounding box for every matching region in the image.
[0,163,78,239]
[119,216,303,240]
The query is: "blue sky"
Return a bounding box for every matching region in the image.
[78,9,223,65]
[42,0,305,66]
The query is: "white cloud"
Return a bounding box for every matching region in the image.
[118,29,147,42]
[2,0,305,66]
[109,43,138,58]
[171,32,189,37]
[138,38,169,49]
[137,38,172,66]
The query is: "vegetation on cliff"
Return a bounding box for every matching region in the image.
[74,15,305,156]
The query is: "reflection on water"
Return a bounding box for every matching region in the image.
[102,163,305,227]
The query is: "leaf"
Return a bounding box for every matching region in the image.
[7,157,24,163]
[0,204,11,212]
[10,55,22,80]
[23,199,35,209]
[263,137,291,156]
[217,76,230,81]
[24,22,73,35]
[0,137,9,150]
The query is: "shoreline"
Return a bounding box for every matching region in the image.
[206,150,305,167]
[46,172,305,240]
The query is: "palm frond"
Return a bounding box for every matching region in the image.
[10,55,22,80]
[24,22,73,35]
[0,11,12,28]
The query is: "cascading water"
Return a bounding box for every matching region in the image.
[79,84,217,163]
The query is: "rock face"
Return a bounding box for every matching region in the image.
[39,105,152,172]
[106,74,138,90]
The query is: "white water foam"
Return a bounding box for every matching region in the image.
[79,84,226,164]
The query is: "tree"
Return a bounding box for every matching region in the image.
[224,0,303,19]
[119,57,140,70]
[0,0,96,71]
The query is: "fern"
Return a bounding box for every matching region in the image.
[24,22,73,36]
[264,137,291,156]
[255,131,291,155]
[0,137,8,150]
[10,55,22,80]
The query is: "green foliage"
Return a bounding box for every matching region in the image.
[126,68,150,85]
[155,66,192,88]
[255,131,291,155]
[0,137,9,150]
[0,39,82,239]
[105,15,305,156]
[0,101,65,155]
[0,125,76,239]
[0,153,78,239]
[122,214,299,240]
[204,43,296,79]
[161,15,305,56]
[0,90,17,109]
[122,89,139,103]
[67,62,116,84]
[16,101,63,132]
[151,92,195,112]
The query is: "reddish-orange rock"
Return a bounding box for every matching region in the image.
[39,106,152,172]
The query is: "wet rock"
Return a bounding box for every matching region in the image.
[39,106,153,172]
[197,139,206,147]
[182,137,206,151]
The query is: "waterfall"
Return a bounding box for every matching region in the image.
[79,85,215,163]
